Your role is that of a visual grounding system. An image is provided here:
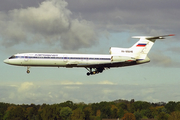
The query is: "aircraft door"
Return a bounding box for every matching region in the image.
[63,55,68,62]
[24,56,29,62]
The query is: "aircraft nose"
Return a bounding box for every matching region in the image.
[4,59,9,64]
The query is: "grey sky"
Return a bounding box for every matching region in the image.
[0,0,179,50]
[65,0,180,33]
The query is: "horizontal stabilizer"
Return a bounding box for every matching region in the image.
[146,34,175,40]
[133,34,175,40]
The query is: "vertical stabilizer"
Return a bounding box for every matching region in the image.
[131,36,155,59]
[131,34,174,60]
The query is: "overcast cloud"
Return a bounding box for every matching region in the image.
[66,0,180,34]
[1,81,179,104]
[0,0,97,50]
[0,0,179,50]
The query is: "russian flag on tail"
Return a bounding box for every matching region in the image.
[136,43,147,47]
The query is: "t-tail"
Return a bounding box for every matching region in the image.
[110,34,174,64]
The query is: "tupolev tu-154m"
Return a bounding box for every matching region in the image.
[4,34,174,76]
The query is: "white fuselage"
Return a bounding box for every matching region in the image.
[4,53,113,67]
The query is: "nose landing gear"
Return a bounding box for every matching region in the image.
[27,67,30,74]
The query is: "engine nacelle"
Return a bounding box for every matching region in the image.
[136,56,150,64]
[111,56,136,62]
[110,47,133,55]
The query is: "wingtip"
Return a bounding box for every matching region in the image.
[169,34,175,36]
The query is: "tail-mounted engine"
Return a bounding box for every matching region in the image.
[111,56,136,62]
[109,47,135,62]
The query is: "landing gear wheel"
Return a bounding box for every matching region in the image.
[85,67,104,76]
[27,70,30,74]
[87,72,90,76]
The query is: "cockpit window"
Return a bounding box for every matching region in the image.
[9,55,16,59]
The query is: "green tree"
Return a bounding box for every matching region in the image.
[41,105,53,120]
[91,103,99,116]
[134,111,142,120]
[0,103,8,120]
[89,116,101,120]
[100,105,111,118]
[157,106,168,114]
[119,103,128,110]
[60,107,72,120]
[131,101,151,112]
[118,108,125,119]
[175,103,180,111]
[157,112,168,120]
[59,101,77,110]
[165,101,177,113]
[122,112,136,120]
[3,106,25,120]
[40,104,60,120]
[98,102,112,119]
[84,110,90,120]
[27,106,40,120]
[168,111,180,120]
[111,108,118,118]
[141,109,154,119]
[71,108,84,120]
[83,106,92,120]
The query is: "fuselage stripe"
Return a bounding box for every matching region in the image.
[9,56,111,61]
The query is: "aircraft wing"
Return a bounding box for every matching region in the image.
[77,61,136,68]
[78,61,137,76]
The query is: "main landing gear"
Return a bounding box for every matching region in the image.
[85,67,104,76]
[27,66,30,74]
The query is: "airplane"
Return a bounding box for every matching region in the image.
[4,34,174,76]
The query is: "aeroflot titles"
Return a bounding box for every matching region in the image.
[35,54,58,57]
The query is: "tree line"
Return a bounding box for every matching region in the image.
[0,99,180,120]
